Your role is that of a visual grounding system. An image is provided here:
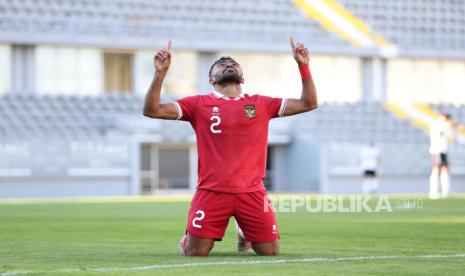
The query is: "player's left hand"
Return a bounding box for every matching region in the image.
[290,36,309,65]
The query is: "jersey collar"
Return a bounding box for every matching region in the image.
[213,91,244,101]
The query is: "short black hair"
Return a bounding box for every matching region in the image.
[443,113,452,120]
[209,56,237,79]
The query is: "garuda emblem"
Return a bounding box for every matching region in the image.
[244,105,256,118]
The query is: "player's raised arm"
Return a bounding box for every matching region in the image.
[143,40,179,120]
[283,36,318,116]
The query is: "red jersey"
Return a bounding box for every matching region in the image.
[175,91,286,193]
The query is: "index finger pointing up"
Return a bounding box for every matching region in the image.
[167,40,172,52]
[290,35,296,52]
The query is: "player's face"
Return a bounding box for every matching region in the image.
[210,60,244,85]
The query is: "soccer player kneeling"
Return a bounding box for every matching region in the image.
[143,37,318,256]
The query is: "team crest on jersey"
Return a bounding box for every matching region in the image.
[244,105,256,118]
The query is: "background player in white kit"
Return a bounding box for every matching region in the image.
[429,113,465,199]
[360,143,381,194]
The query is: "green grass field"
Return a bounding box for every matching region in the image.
[1,195,465,275]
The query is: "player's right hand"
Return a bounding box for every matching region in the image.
[154,40,172,73]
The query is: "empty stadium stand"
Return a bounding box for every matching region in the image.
[0,93,429,144]
[291,102,428,143]
[0,93,196,139]
[338,0,465,52]
[1,0,464,56]
[0,0,349,52]
[0,93,141,138]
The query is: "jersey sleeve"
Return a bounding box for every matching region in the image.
[175,95,199,122]
[260,95,287,118]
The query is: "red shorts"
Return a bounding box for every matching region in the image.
[186,189,279,243]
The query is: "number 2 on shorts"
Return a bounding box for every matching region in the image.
[192,210,205,228]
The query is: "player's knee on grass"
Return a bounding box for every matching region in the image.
[185,234,214,257]
[186,247,211,256]
[252,241,279,256]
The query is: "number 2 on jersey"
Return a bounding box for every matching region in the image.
[210,116,222,133]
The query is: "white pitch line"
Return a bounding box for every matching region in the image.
[2,253,465,275]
